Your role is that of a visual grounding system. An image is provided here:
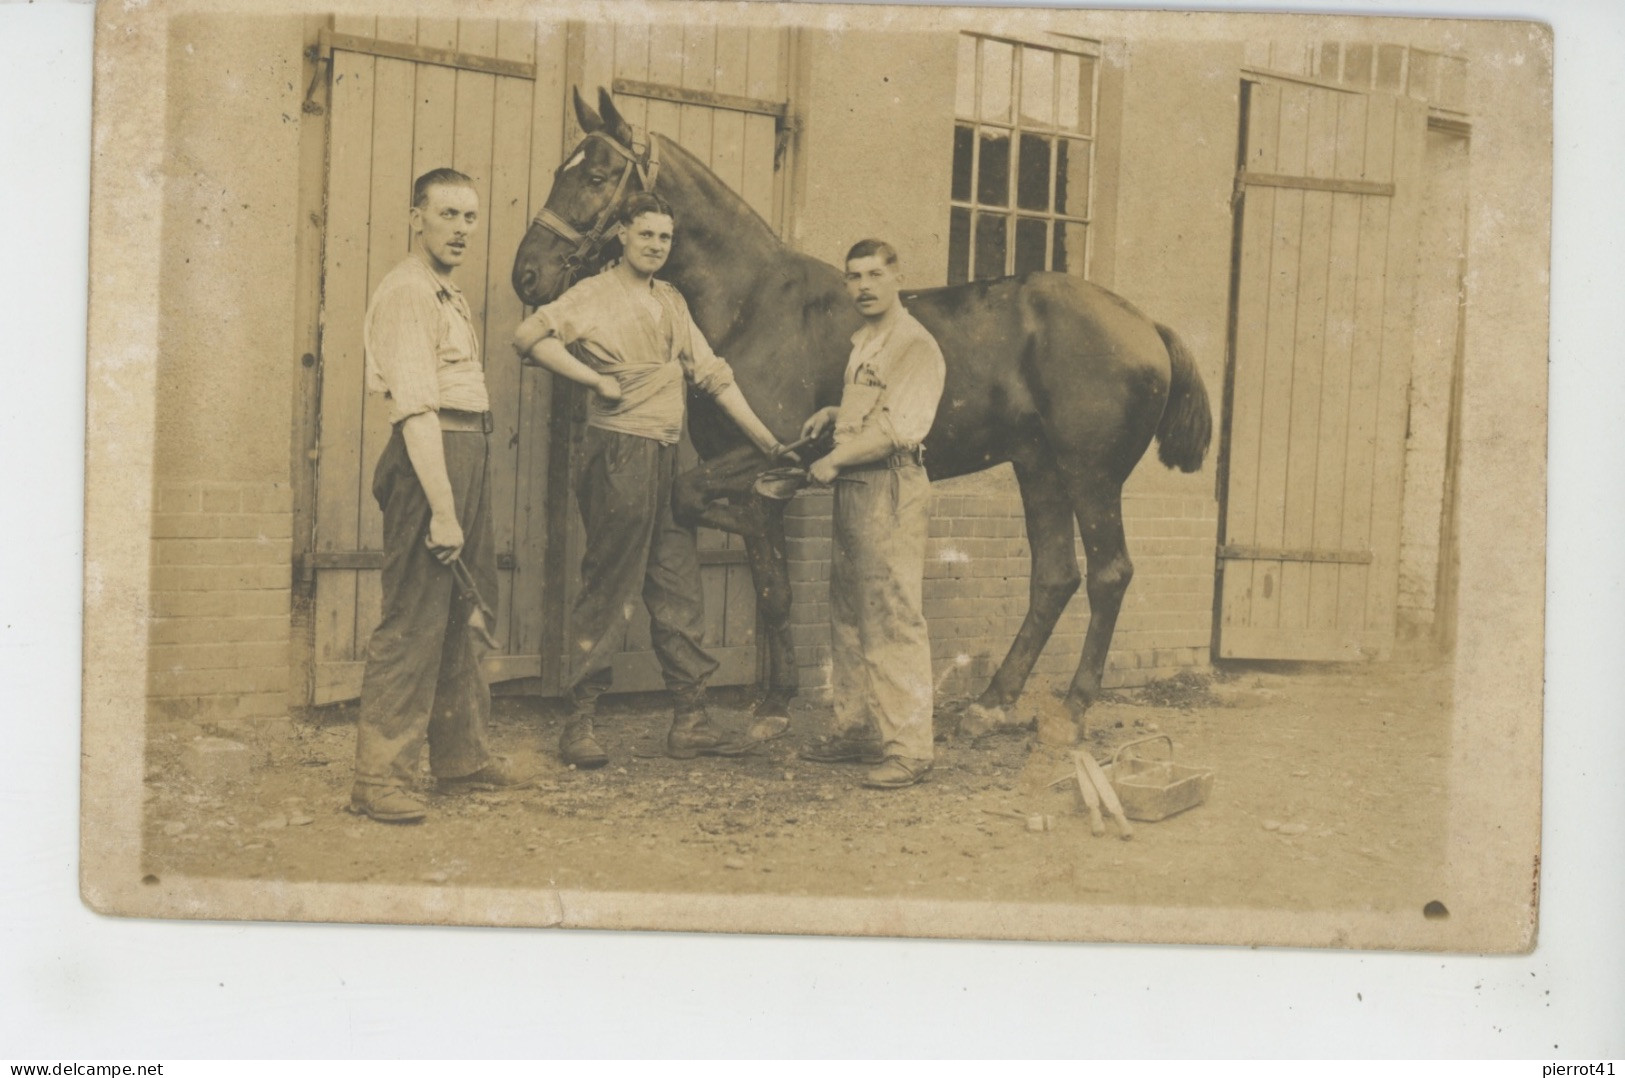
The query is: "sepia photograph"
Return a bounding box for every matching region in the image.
[79,0,1552,952]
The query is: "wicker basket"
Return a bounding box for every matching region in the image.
[1101,734,1215,822]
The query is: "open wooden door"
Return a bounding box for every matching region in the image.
[1215,76,1428,661]
[307,17,566,703]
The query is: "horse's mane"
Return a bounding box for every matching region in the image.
[648,132,787,254]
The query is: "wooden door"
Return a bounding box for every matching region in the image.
[1215,76,1427,661]
[554,23,793,692]
[309,17,567,703]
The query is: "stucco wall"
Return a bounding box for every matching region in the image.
[1397,129,1469,647]
[1110,38,1241,507]
[156,15,304,482]
[150,15,305,721]
[790,30,956,284]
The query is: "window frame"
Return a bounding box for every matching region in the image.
[949,32,1103,283]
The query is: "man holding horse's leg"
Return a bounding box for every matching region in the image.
[349,169,534,824]
[513,192,787,769]
[799,240,946,790]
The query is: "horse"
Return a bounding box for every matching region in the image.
[511,88,1212,742]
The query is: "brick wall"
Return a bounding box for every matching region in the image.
[785,465,1217,703]
[149,480,294,722]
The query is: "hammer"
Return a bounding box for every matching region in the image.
[771,433,819,464]
[449,556,501,650]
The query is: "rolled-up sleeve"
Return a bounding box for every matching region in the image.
[366,281,443,424]
[518,283,594,352]
[872,336,946,450]
[674,294,736,398]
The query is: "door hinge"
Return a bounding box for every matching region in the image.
[301,42,330,116]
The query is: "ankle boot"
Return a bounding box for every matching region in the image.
[666,700,751,759]
[560,714,609,769]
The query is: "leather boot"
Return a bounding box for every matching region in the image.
[560,715,609,769]
[666,699,751,760]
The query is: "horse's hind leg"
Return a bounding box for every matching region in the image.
[1061,476,1133,733]
[962,459,1080,736]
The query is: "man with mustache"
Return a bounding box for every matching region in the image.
[513,192,787,768]
[349,168,531,824]
[798,240,947,789]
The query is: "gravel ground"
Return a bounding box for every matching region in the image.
[141,660,1452,915]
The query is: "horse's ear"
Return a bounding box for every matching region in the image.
[597,87,635,147]
[573,86,603,134]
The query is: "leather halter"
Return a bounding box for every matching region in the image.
[530,129,661,280]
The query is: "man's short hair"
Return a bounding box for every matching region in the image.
[617,191,675,228]
[845,238,899,267]
[412,168,475,208]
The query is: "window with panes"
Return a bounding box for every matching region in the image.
[948,34,1100,284]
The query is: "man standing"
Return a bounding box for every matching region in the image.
[798,240,946,789]
[350,168,530,824]
[513,192,787,768]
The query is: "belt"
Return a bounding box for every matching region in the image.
[438,409,493,433]
[844,445,925,473]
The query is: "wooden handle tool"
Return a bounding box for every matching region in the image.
[1077,750,1134,840]
[1072,751,1106,837]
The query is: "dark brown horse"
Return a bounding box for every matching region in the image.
[512,89,1211,739]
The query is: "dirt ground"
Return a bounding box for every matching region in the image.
[140,661,1452,915]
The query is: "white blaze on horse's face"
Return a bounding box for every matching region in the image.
[617,212,674,279]
[411,183,480,276]
[845,255,902,320]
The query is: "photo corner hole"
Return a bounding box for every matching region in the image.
[141,874,160,886]
[1422,899,1449,920]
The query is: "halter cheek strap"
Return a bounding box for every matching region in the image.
[530,130,662,278]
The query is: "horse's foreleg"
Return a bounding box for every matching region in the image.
[1063,481,1133,733]
[743,495,797,735]
[671,448,802,738]
[979,460,1080,708]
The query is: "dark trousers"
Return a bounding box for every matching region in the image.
[352,427,496,793]
[568,426,718,708]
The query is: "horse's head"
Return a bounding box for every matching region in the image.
[511,87,655,307]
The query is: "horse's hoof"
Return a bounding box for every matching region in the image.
[1060,692,1091,739]
[960,702,1012,739]
[746,714,790,743]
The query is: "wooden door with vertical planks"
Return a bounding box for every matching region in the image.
[1215,76,1427,661]
[309,16,567,703]
[556,23,793,692]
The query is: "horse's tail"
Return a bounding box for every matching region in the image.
[1153,323,1213,473]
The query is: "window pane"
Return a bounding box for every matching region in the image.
[1017,133,1051,211]
[956,35,977,118]
[1020,47,1055,127]
[1054,137,1092,217]
[977,130,1010,207]
[1052,220,1088,276]
[974,213,1007,280]
[980,39,1012,122]
[1057,54,1080,129]
[1015,217,1048,276]
[947,207,971,285]
[1059,54,1094,134]
[952,124,974,202]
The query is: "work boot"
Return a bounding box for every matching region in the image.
[667,699,752,760]
[348,785,428,824]
[800,728,885,765]
[860,755,934,790]
[560,716,609,770]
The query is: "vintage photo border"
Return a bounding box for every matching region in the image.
[79,0,1550,952]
